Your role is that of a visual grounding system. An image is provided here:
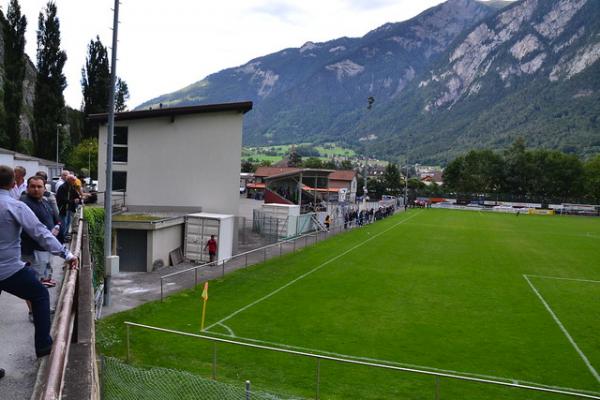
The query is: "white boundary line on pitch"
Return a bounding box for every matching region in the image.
[204,330,600,396]
[525,274,600,284]
[523,274,600,383]
[217,323,235,337]
[203,211,423,331]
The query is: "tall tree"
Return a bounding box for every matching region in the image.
[81,36,110,138]
[115,78,130,112]
[383,163,402,196]
[2,0,28,151]
[33,1,67,160]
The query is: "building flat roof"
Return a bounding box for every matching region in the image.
[87,101,253,122]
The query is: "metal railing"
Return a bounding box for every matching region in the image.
[34,207,84,399]
[124,321,600,400]
[160,210,402,301]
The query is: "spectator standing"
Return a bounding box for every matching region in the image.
[205,235,218,263]
[324,215,331,231]
[0,165,78,361]
[54,170,69,193]
[35,171,60,220]
[9,166,27,199]
[21,176,60,287]
[56,175,81,241]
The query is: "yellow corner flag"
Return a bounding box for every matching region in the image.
[201,282,209,331]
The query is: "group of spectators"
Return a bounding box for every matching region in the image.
[0,165,79,380]
[342,205,396,229]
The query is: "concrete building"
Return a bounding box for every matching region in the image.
[0,147,63,180]
[91,102,252,215]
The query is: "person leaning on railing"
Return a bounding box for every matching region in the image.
[0,165,79,373]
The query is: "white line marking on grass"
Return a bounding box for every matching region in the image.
[523,274,600,383]
[203,331,600,396]
[525,275,600,284]
[217,323,235,337]
[204,211,423,331]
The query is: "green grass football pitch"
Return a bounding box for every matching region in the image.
[98,209,600,399]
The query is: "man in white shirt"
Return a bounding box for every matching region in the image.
[9,166,27,200]
[54,170,69,192]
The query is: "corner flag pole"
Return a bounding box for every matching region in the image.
[201,282,209,331]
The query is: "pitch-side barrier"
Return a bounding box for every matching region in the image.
[123,321,600,400]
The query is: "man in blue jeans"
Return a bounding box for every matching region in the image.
[0,166,78,376]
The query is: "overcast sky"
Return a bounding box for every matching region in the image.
[20,0,461,109]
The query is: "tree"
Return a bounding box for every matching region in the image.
[584,155,600,203]
[503,138,532,196]
[443,156,466,193]
[340,159,353,170]
[115,78,130,112]
[67,138,98,178]
[383,163,402,196]
[81,37,130,137]
[33,1,67,160]
[2,0,28,151]
[303,157,323,168]
[241,160,255,173]
[322,159,337,170]
[81,36,109,138]
[288,146,302,167]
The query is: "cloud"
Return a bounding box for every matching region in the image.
[344,0,397,11]
[249,2,305,24]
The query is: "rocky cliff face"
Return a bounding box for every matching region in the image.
[360,0,600,162]
[421,0,594,110]
[0,15,36,143]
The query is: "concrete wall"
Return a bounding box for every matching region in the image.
[148,224,183,271]
[98,111,243,215]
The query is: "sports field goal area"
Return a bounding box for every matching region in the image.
[98,209,600,399]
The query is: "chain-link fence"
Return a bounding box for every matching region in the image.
[102,356,299,400]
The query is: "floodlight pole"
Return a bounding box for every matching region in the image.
[104,0,120,306]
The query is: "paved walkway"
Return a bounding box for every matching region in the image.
[0,256,64,400]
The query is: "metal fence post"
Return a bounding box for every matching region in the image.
[222,260,225,278]
[435,376,440,400]
[279,242,282,257]
[293,238,296,252]
[315,358,321,400]
[264,247,267,262]
[245,252,248,267]
[212,343,217,380]
[194,268,198,287]
[245,380,251,400]
[126,324,130,362]
[160,278,164,302]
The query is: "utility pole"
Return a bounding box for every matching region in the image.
[56,124,62,171]
[104,0,121,306]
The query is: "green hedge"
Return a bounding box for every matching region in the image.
[84,207,105,288]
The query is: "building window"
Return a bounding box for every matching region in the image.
[113,126,128,162]
[112,171,127,191]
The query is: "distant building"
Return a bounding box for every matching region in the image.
[329,170,357,202]
[91,102,252,215]
[0,147,63,180]
[249,166,357,207]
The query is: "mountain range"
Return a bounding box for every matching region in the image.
[138,0,600,164]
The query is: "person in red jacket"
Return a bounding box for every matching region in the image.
[204,235,217,263]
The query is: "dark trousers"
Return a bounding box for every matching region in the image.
[0,267,52,354]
